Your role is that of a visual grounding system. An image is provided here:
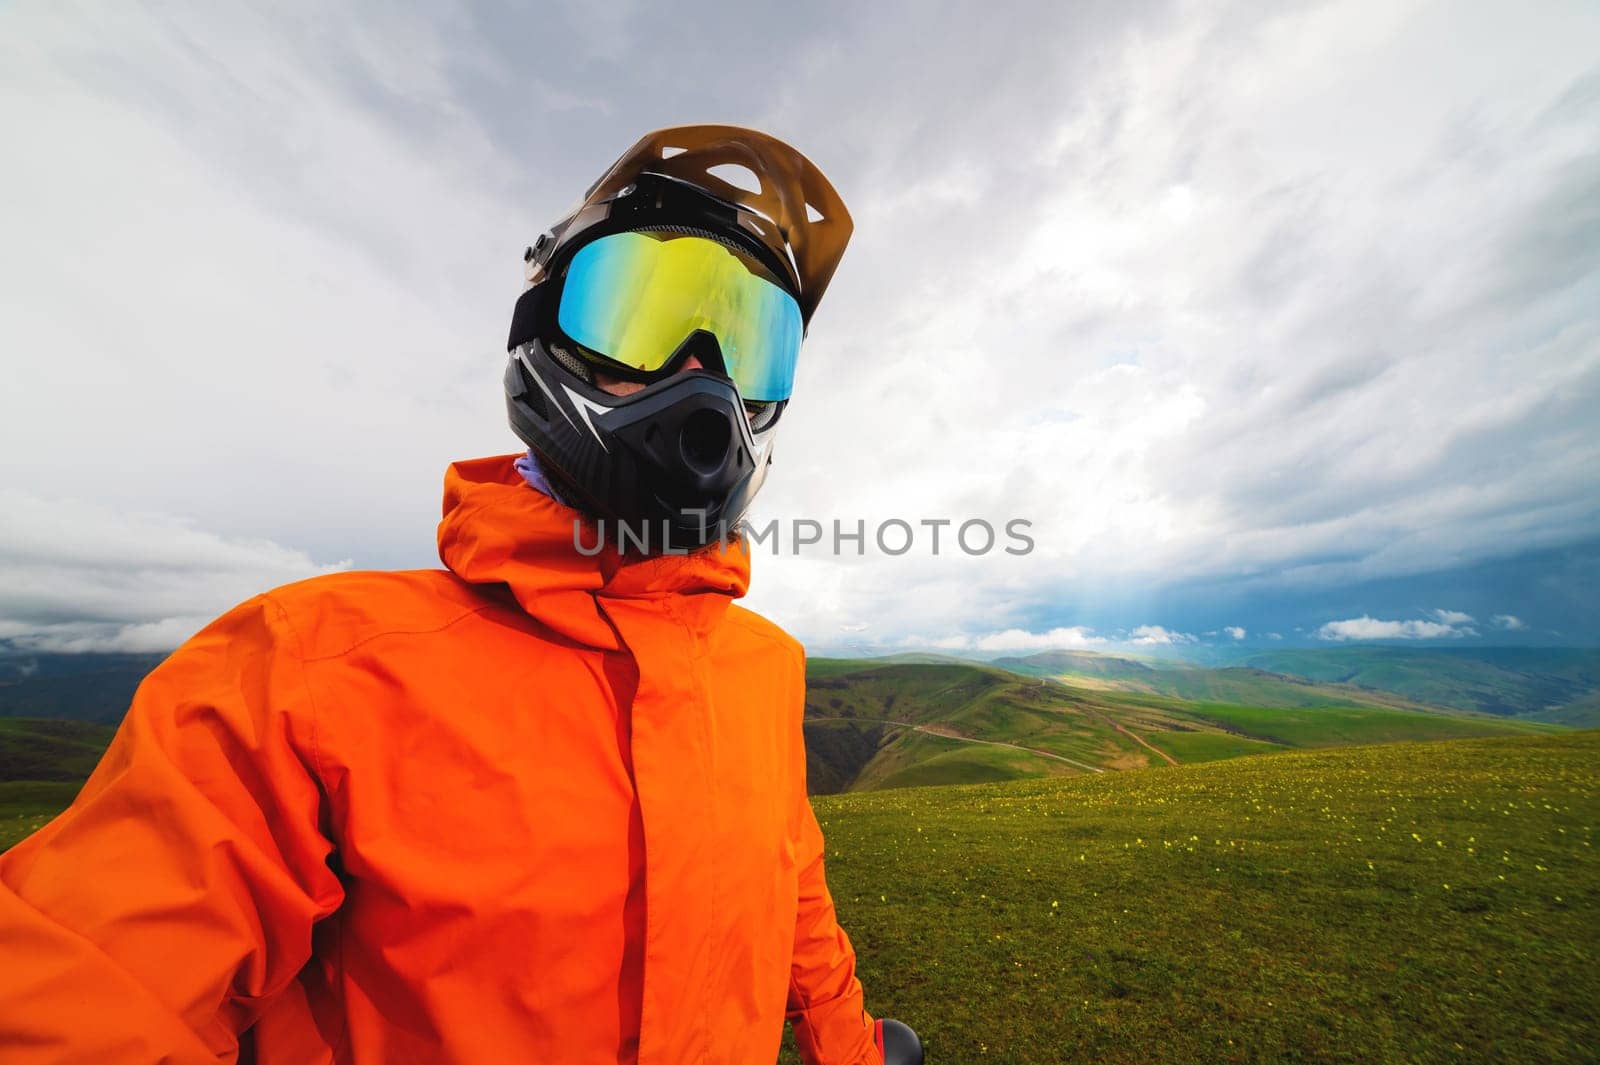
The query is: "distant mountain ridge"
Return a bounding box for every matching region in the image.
[993,650,1157,678]
[0,652,166,724]
[1238,646,1600,721]
[991,650,1452,715]
[986,646,1599,726]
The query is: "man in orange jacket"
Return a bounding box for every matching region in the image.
[0,126,896,1064]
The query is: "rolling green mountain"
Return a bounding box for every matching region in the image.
[777,730,1600,1064]
[0,652,165,724]
[803,658,1554,794]
[1237,646,1600,724]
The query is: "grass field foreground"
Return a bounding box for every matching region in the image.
[779,731,1599,1064]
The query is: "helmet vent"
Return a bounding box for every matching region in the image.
[707,163,763,196]
[549,342,595,384]
[805,202,824,223]
[522,370,548,419]
[661,145,686,158]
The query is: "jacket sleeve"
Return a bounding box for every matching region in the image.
[0,595,345,1063]
[785,651,882,1065]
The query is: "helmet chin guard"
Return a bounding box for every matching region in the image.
[506,337,780,552]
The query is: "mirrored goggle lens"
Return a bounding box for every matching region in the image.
[556,230,803,403]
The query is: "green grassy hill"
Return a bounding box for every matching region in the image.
[779,730,1600,1064]
[0,719,117,850]
[804,659,1556,794]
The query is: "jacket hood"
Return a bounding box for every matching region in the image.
[437,455,752,650]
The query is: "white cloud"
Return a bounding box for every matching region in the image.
[979,627,1103,652]
[0,4,526,576]
[2,617,215,655]
[921,626,1105,653]
[1129,625,1196,646]
[1492,614,1528,630]
[1224,625,1247,640]
[1316,614,1476,641]
[2,2,1597,648]
[0,490,347,651]
[752,1,1600,639]
[1266,632,1284,640]
[1430,609,1476,626]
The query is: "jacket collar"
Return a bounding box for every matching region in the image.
[437,455,752,650]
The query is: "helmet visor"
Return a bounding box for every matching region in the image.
[557,230,803,403]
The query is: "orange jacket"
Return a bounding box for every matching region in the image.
[0,455,880,1065]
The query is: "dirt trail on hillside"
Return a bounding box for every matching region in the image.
[1106,719,1178,766]
[1037,677,1179,767]
[806,715,1105,773]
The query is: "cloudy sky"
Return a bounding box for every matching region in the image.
[2,0,1597,655]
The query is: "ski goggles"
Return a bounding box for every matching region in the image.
[556,229,804,403]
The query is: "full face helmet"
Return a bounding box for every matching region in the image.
[505,124,852,551]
